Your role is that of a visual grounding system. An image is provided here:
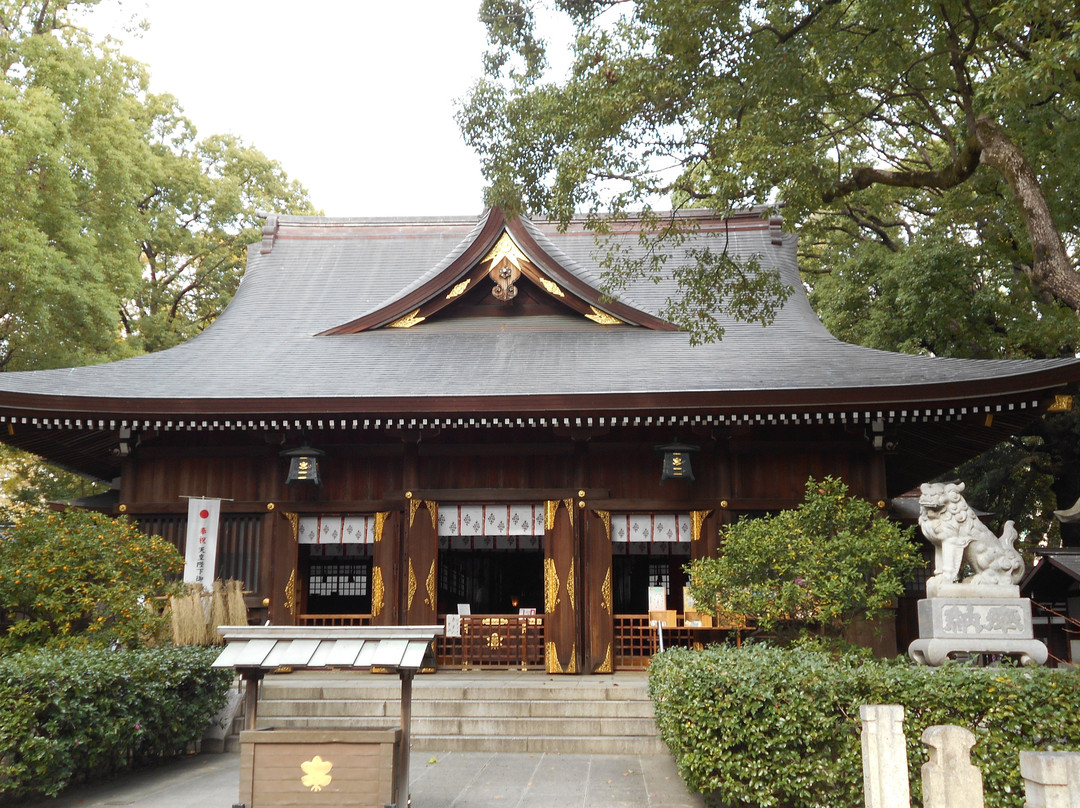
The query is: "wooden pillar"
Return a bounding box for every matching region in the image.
[371,511,401,626]
[583,509,614,673]
[267,508,298,625]
[544,498,578,673]
[403,498,438,624]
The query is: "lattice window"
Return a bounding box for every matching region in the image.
[649,561,671,594]
[308,560,369,597]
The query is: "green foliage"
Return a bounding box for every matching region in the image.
[0,2,314,370]
[0,644,230,800]
[649,644,1080,808]
[808,233,1080,361]
[0,445,106,516]
[461,0,1080,338]
[124,130,315,353]
[0,509,183,652]
[686,478,921,635]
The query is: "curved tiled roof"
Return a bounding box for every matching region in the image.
[0,208,1077,417]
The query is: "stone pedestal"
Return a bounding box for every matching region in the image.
[1020,751,1080,808]
[860,705,910,808]
[921,725,984,808]
[907,597,1048,666]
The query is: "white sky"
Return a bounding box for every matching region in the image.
[83,1,500,217]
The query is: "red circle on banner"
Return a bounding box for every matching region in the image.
[200,509,210,519]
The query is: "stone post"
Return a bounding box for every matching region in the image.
[1020,751,1080,808]
[921,725,984,808]
[860,705,910,808]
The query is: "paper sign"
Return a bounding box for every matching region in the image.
[183,497,221,588]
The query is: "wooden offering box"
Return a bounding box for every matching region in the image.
[239,728,400,808]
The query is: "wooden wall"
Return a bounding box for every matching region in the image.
[121,423,886,620]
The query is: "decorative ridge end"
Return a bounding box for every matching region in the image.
[260,213,279,255]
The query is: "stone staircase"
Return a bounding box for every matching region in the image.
[253,670,667,755]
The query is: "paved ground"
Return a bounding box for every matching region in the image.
[23,749,705,808]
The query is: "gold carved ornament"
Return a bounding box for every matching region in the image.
[566,559,575,610]
[1048,394,1074,412]
[544,499,559,531]
[284,511,299,542]
[601,567,612,614]
[371,566,384,618]
[691,510,713,542]
[425,559,436,608]
[544,557,560,614]
[407,559,417,612]
[546,642,562,674]
[539,277,564,297]
[596,642,613,674]
[374,511,389,543]
[446,279,470,299]
[284,569,298,616]
[300,755,333,792]
[484,232,527,301]
[566,643,577,674]
[425,501,439,533]
[593,509,611,540]
[585,305,622,326]
[388,308,425,328]
[409,498,422,527]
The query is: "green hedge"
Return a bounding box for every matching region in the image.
[0,645,231,800]
[648,644,1080,808]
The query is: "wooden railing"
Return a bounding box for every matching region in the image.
[295,612,738,671]
[614,614,742,670]
[435,614,546,670]
[1030,600,1080,667]
[297,613,373,626]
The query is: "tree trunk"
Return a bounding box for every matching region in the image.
[974,117,1080,314]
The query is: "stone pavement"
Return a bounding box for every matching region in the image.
[23,749,705,808]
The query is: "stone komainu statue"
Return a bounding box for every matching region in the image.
[918,481,1025,595]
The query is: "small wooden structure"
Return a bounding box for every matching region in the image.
[213,625,443,808]
[238,728,400,808]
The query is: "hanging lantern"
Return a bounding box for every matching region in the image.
[657,440,698,484]
[281,445,325,485]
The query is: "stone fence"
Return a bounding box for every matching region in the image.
[861,705,1079,808]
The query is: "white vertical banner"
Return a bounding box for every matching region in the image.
[183,498,221,588]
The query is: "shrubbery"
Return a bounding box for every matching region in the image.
[686,477,922,637]
[0,645,230,800]
[0,510,183,652]
[649,643,1080,808]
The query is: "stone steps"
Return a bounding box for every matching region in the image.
[253,672,665,754]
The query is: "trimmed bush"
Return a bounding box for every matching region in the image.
[0,645,230,800]
[649,644,1080,808]
[686,477,922,637]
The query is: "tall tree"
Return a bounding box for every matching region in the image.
[1,1,316,366]
[1,0,152,369]
[0,1,314,503]
[459,0,1080,343]
[123,128,314,353]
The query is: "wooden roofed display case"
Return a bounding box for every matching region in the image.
[1,207,1078,670]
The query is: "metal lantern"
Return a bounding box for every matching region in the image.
[657,440,698,483]
[281,445,325,485]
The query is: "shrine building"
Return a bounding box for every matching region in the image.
[1,207,1078,672]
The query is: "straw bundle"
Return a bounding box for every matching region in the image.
[168,578,249,645]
